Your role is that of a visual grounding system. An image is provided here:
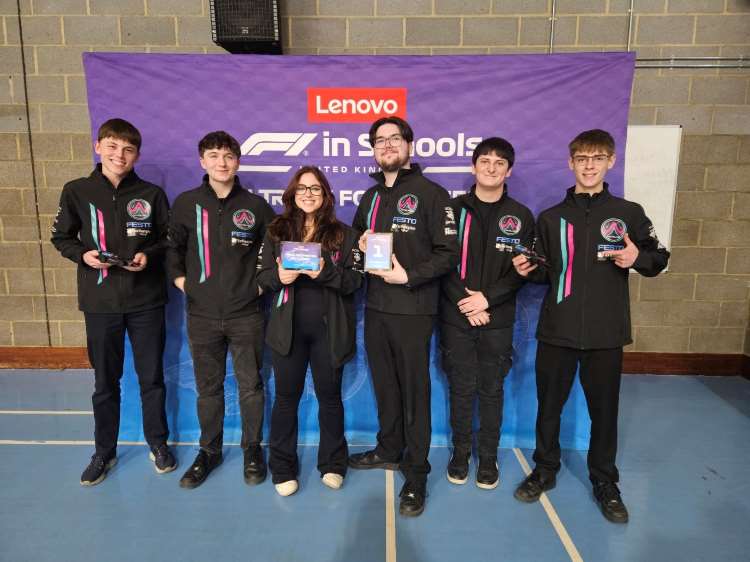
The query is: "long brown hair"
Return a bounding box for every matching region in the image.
[267,166,345,252]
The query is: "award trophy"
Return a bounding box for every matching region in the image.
[365,233,393,271]
[280,242,322,271]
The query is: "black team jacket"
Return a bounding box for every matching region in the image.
[529,184,670,349]
[51,164,169,313]
[440,185,534,330]
[166,176,275,319]
[352,164,460,316]
[257,225,364,368]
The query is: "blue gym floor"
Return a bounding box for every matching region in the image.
[0,370,748,562]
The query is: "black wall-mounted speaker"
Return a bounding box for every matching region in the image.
[209,0,282,55]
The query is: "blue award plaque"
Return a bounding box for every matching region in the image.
[281,242,321,271]
[365,233,393,271]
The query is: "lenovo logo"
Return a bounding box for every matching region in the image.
[307,88,407,123]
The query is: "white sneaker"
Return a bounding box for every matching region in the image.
[275,480,298,497]
[321,472,344,490]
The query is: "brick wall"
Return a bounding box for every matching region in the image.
[0,0,748,354]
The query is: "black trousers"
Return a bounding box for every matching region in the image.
[84,307,168,457]
[186,312,265,454]
[364,309,434,485]
[440,323,513,458]
[269,308,348,483]
[532,341,623,483]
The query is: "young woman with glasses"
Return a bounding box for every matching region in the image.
[258,166,364,496]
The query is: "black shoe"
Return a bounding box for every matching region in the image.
[348,450,400,471]
[446,450,470,485]
[593,481,629,524]
[243,445,267,485]
[399,482,426,517]
[513,470,556,503]
[80,453,117,486]
[179,450,222,489]
[149,444,177,474]
[476,456,499,490]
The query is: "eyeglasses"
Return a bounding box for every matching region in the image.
[572,154,610,166]
[373,134,404,149]
[295,184,323,196]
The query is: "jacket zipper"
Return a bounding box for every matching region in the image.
[580,199,591,349]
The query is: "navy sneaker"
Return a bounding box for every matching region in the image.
[80,453,117,486]
[149,444,177,474]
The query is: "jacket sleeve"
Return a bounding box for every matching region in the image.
[256,231,283,293]
[140,188,170,261]
[630,203,670,277]
[352,191,369,233]
[440,202,466,305]
[484,211,534,306]
[166,197,188,282]
[314,230,364,295]
[252,200,277,295]
[525,218,552,285]
[50,183,88,264]
[404,188,460,288]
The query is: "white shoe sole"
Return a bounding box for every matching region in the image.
[447,473,469,485]
[476,478,500,490]
[149,451,177,474]
[322,473,344,490]
[80,457,117,486]
[275,480,299,496]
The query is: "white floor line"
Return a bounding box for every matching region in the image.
[0,410,93,415]
[512,448,583,562]
[385,470,397,562]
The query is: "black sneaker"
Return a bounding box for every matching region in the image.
[348,450,400,471]
[513,470,556,503]
[399,481,426,517]
[243,444,267,485]
[149,444,177,474]
[476,456,499,490]
[179,450,222,489]
[593,481,629,524]
[80,453,117,486]
[446,450,470,485]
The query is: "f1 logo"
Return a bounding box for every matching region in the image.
[240,132,318,156]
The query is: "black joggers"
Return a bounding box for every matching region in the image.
[84,307,168,458]
[365,309,434,486]
[440,323,513,458]
[187,312,265,454]
[532,341,623,483]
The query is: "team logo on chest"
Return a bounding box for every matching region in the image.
[127,199,151,220]
[600,218,626,242]
[499,215,521,235]
[397,194,418,216]
[233,209,255,231]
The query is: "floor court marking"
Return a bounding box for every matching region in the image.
[0,410,93,415]
[512,448,583,562]
[385,470,397,562]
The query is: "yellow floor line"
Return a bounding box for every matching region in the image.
[512,448,583,562]
[385,470,397,562]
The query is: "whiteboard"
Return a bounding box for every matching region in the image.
[624,125,682,251]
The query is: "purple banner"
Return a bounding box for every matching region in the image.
[84,52,635,449]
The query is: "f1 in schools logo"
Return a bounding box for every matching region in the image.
[307,88,407,123]
[601,218,626,242]
[127,199,151,220]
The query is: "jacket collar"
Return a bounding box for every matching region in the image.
[369,162,423,188]
[565,182,612,209]
[91,163,140,192]
[200,175,243,200]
